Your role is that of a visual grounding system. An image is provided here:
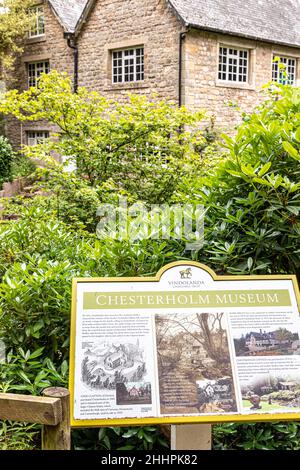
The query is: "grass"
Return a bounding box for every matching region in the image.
[242,399,293,412]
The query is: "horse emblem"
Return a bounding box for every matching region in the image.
[180,267,192,279]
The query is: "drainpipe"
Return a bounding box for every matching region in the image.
[64,32,79,93]
[179,31,187,107]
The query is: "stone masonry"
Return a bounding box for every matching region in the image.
[5,0,74,149]
[182,29,300,131]
[77,0,183,102]
[4,0,300,147]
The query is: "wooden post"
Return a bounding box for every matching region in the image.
[171,424,212,450]
[42,387,71,450]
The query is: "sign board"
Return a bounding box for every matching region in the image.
[69,261,300,427]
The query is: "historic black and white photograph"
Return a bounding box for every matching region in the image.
[155,312,237,415]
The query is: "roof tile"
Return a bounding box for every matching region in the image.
[49,0,88,32]
[169,0,300,47]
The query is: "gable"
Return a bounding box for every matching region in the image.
[168,0,300,48]
[48,0,88,33]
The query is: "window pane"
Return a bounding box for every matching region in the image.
[27,61,50,88]
[272,55,296,85]
[27,131,49,146]
[218,46,249,83]
[112,47,144,84]
[29,5,45,37]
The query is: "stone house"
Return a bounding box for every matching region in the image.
[245,329,298,352]
[5,0,85,148]
[128,386,140,398]
[6,0,300,148]
[105,350,127,369]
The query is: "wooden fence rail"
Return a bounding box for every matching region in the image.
[0,387,71,450]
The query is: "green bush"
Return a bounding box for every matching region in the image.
[0,71,214,205]
[174,84,300,277]
[213,422,300,450]
[0,82,300,450]
[267,391,296,401]
[0,135,13,188]
[11,152,35,179]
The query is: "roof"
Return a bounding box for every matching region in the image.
[47,0,300,48]
[168,0,300,48]
[108,352,125,362]
[48,0,88,33]
[246,331,275,340]
[279,381,296,386]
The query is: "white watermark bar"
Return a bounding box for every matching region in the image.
[96,197,205,251]
[0,339,6,363]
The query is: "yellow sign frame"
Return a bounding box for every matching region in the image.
[70,261,300,428]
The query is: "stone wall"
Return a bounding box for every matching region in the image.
[5,0,74,149]
[182,29,300,132]
[0,177,27,198]
[77,0,183,102]
[4,0,300,147]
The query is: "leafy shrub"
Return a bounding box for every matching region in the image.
[0,135,13,188]
[0,422,39,450]
[11,152,35,179]
[174,84,300,277]
[266,391,296,401]
[0,71,215,204]
[0,82,300,451]
[72,426,168,451]
[0,347,68,395]
[213,422,300,450]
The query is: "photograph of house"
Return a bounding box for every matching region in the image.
[116,381,152,406]
[234,328,300,356]
[155,312,237,415]
[196,376,235,413]
[241,372,300,412]
[81,340,146,390]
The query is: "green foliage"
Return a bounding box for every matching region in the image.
[0,0,33,80]
[0,421,38,450]
[0,135,13,188]
[174,84,300,277]
[72,426,169,451]
[0,71,212,204]
[0,82,300,450]
[0,347,68,395]
[213,422,300,450]
[11,152,35,179]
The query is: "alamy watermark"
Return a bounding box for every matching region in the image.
[0,339,6,364]
[96,197,205,251]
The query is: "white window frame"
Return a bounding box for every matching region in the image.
[28,5,45,38]
[272,55,297,85]
[112,47,144,84]
[27,61,50,88]
[27,131,49,146]
[218,46,249,84]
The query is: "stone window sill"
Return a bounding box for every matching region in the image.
[26,35,46,44]
[104,82,148,92]
[215,80,256,91]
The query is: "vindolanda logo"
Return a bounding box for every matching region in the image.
[179,267,193,279]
